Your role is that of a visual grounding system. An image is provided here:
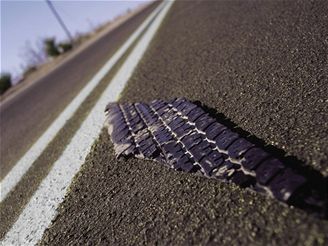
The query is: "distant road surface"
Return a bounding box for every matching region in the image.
[0,2,157,179]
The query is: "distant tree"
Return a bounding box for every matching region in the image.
[58,42,72,53]
[44,38,60,57]
[0,73,12,95]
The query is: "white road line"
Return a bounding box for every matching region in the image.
[0,2,165,203]
[1,1,174,245]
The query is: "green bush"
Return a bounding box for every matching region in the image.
[44,38,60,57]
[58,42,73,53]
[0,73,12,95]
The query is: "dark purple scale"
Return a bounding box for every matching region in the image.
[168,117,185,130]
[187,107,206,122]
[173,124,193,138]
[123,104,135,113]
[212,160,237,180]
[154,125,169,136]
[155,131,174,144]
[224,160,239,171]
[174,99,193,111]
[268,168,307,201]
[205,122,227,140]
[111,127,130,144]
[241,147,271,171]
[115,143,136,158]
[135,103,152,116]
[189,142,212,162]
[113,120,129,131]
[156,105,171,117]
[173,101,187,111]
[171,98,186,109]
[161,140,185,160]
[227,138,255,159]
[199,155,224,176]
[171,153,194,172]
[215,130,239,150]
[150,100,166,110]
[170,121,186,131]
[181,133,203,149]
[128,116,141,126]
[162,142,183,159]
[112,136,133,146]
[207,150,225,164]
[128,118,143,130]
[161,111,177,124]
[107,111,124,124]
[179,102,198,116]
[105,102,120,113]
[255,158,285,185]
[230,171,255,187]
[106,109,121,120]
[124,106,138,118]
[139,143,159,159]
[138,137,153,148]
[108,116,125,127]
[172,149,185,160]
[197,140,212,150]
[195,115,216,131]
[135,132,151,145]
[148,116,159,125]
[152,126,168,137]
[130,122,145,134]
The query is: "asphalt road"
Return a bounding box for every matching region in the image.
[0,3,158,180]
[0,2,162,240]
[40,0,328,245]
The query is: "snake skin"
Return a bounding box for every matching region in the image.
[105,98,327,218]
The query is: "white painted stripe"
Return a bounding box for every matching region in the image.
[1,1,174,245]
[0,2,165,203]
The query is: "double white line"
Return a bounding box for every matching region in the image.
[1,1,173,245]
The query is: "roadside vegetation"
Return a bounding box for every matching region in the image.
[1,37,73,96]
[1,7,133,97]
[44,38,73,58]
[44,38,61,57]
[0,73,12,95]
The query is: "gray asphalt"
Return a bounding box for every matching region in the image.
[0,3,159,240]
[0,3,157,180]
[42,131,328,245]
[40,0,328,245]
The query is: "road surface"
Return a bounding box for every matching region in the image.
[0,2,158,180]
[1,0,327,245]
[40,0,328,244]
[0,1,160,240]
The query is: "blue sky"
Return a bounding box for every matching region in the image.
[1,0,151,76]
